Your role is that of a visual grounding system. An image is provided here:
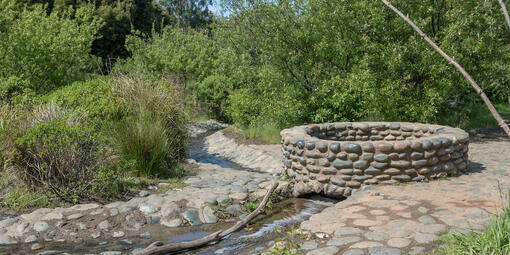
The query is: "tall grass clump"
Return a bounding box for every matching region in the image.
[112,74,187,178]
[434,197,510,255]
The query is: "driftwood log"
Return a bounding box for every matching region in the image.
[381,0,510,138]
[136,182,279,255]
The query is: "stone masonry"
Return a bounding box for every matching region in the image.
[280,122,469,198]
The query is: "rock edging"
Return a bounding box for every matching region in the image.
[280,122,469,198]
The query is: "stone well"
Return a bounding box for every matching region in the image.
[280,122,469,198]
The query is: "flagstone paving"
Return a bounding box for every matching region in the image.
[297,140,510,255]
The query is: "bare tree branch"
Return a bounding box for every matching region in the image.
[380,0,510,137]
[136,182,279,255]
[499,0,510,31]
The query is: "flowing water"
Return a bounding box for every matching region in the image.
[1,130,337,254]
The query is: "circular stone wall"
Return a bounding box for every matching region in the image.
[280,122,469,198]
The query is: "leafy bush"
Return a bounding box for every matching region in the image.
[119,26,241,120]
[38,77,123,128]
[0,0,101,91]
[4,104,121,202]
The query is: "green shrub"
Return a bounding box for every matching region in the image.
[38,77,123,128]
[0,0,101,91]
[5,104,121,202]
[218,0,509,127]
[119,26,238,120]
[0,76,31,104]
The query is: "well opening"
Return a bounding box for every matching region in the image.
[280,122,469,198]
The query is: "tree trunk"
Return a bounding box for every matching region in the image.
[380,0,510,137]
[499,0,510,31]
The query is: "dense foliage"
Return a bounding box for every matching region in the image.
[120,0,510,130]
[0,0,101,93]
[0,0,509,208]
[13,0,213,65]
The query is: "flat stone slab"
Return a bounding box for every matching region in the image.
[296,141,510,255]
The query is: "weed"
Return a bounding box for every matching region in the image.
[244,202,258,212]
[428,193,510,255]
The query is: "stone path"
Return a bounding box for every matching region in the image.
[204,131,283,174]
[0,128,287,251]
[297,140,510,255]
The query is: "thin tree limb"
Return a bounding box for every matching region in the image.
[380,0,510,137]
[136,182,279,255]
[498,0,510,31]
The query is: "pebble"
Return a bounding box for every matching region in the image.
[369,247,401,255]
[90,209,105,216]
[229,192,248,200]
[139,204,161,214]
[25,235,37,243]
[327,236,361,246]
[36,250,60,255]
[113,231,125,238]
[418,215,436,224]
[138,190,150,197]
[121,239,134,245]
[98,220,110,230]
[33,221,49,232]
[226,204,243,215]
[350,241,383,249]
[42,212,63,221]
[408,246,425,255]
[67,213,84,220]
[202,206,218,224]
[334,227,363,236]
[414,232,437,244]
[100,252,122,255]
[70,203,99,211]
[300,241,318,250]
[16,222,29,232]
[161,218,182,228]
[365,231,389,241]
[183,209,202,226]
[387,238,411,248]
[110,209,119,216]
[0,218,17,228]
[31,243,44,251]
[150,216,160,224]
[307,246,339,255]
[139,232,152,239]
[343,249,364,255]
[121,206,136,212]
[0,235,17,245]
[418,207,429,214]
[353,219,381,227]
[131,248,144,254]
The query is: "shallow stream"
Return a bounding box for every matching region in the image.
[1,130,336,254]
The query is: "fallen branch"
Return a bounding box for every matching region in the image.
[136,182,279,255]
[380,0,510,138]
[499,0,510,31]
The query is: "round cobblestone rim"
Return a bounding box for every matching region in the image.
[280,122,469,198]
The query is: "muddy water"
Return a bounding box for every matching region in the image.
[0,130,336,254]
